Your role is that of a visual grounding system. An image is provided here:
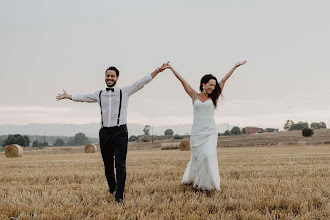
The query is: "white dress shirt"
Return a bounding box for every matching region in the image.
[72,73,153,127]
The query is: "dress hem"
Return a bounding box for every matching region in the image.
[181,181,221,191]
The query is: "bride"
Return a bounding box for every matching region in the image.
[165,60,247,193]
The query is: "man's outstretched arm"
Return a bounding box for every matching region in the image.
[56,90,99,103]
[125,62,169,96]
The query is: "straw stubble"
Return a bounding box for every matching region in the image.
[0,145,329,219]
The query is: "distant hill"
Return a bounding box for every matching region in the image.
[0,123,234,138]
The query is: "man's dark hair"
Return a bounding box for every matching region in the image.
[105,66,119,77]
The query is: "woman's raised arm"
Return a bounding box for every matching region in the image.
[167,63,198,101]
[219,60,247,92]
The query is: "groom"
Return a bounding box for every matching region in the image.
[56,63,168,203]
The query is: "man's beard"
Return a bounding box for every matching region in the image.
[106,80,116,88]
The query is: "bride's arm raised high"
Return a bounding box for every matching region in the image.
[219,60,247,92]
[166,62,198,102]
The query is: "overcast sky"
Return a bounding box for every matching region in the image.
[1,0,330,130]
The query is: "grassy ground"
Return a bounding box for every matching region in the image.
[218,129,330,148]
[13,129,330,155]
[0,145,329,219]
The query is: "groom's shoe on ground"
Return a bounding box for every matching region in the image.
[109,189,115,195]
[115,197,123,204]
[115,193,124,204]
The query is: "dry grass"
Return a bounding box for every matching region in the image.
[0,145,329,219]
[218,129,330,147]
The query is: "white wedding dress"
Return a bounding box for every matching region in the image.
[181,99,221,191]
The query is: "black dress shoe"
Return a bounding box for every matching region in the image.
[109,190,115,195]
[115,198,123,204]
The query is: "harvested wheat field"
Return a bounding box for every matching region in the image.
[0,145,329,219]
[218,129,330,147]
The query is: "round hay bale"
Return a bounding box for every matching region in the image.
[5,144,23,158]
[179,141,190,151]
[161,143,180,150]
[85,144,97,153]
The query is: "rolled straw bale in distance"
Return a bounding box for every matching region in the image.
[161,143,180,150]
[179,141,190,151]
[5,144,23,158]
[85,144,97,153]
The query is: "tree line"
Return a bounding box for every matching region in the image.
[218,126,246,136]
[283,120,327,137]
[130,125,247,141]
[284,120,326,131]
[128,126,184,142]
[0,132,92,148]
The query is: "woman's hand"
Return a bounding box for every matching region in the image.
[234,60,247,68]
[165,61,172,70]
[158,61,170,72]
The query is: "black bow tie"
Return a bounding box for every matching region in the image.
[106,88,114,92]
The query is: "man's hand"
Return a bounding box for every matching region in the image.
[151,61,171,78]
[158,61,170,72]
[56,90,72,101]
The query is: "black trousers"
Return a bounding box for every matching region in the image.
[99,124,128,200]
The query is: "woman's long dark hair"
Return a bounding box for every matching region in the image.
[199,74,222,108]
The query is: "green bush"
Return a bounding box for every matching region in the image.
[3,134,30,147]
[230,126,241,135]
[128,135,138,142]
[174,134,184,139]
[53,139,65,146]
[164,129,174,136]
[223,130,231,136]
[302,128,314,137]
[291,121,309,130]
[311,122,327,129]
[67,132,91,146]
